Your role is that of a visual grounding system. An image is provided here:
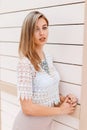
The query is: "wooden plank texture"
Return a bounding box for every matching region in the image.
[0,3,84,27]
[0,0,84,13]
[0,25,84,44]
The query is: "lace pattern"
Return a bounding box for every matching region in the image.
[17,57,35,100]
[17,53,60,106]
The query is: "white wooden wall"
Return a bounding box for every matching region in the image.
[0,0,85,130]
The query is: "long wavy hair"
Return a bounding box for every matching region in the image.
[19,11,49,71]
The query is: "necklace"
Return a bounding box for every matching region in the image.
[40,59,49,74]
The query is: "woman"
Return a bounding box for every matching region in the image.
[12,11,77,130]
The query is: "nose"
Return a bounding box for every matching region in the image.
[39,29,44,35]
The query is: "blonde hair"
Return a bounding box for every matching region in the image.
[19,11,49,71]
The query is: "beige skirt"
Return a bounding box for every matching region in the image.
[12,110,54,130]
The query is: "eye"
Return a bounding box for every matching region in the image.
[43,26,48,30]
[35,28,39,31]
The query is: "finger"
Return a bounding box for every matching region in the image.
[67,95,78,103]
[67,99,72,104]
[72,102,77,107]
[72,100,78,104]
[67,94,76,101]
[71,98,78,104]
[64,96,69,103]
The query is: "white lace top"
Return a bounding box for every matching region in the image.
[17,52,60,107]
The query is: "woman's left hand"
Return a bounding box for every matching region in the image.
[66,94,78,106]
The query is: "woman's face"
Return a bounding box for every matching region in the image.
[34,17,48,47]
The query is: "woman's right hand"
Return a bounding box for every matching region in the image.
[59,96,76,115]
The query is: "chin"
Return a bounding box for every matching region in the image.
[41,42,46,45]
[36,40,47,46]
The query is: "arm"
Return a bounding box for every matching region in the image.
[17,58,77,116]
[20,98,60,116]
[20,97,76,116]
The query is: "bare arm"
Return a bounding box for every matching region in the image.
[20,97,76,116]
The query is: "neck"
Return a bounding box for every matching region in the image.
[36,47,45,60]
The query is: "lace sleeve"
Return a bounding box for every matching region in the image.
[17,57,33,100]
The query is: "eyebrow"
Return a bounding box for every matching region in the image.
[42,24,48,26]
[36,24,48,28]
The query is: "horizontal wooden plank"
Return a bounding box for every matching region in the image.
[59,82,81,103]
[0,28,21,42]
[48,25,84,44]
[0,3,84,27]
[0,61,82,84]
[45,44,83,65]
[0,43,18,56]
[0,25,84,44]
[55,63,82,85]
[41,3,84,25]
[0,0,84,13]
[0,69,17,85]
[0,56,18,70]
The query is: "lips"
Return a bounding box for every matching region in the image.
[39,37,46,42]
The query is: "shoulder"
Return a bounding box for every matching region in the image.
[18,56,32,65]
[17,56,33,69]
